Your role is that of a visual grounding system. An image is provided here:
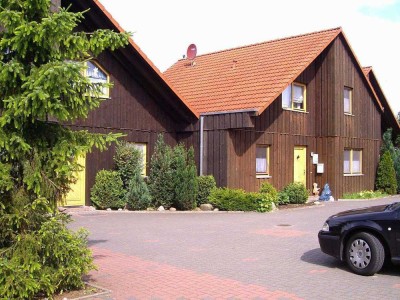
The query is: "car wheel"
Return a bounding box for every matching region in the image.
[345,232,385,276]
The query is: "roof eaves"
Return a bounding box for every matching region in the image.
[364,68,400,130]
[91,0,199,119]
[339,32,384,112]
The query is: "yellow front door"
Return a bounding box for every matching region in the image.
[294,147,307,186]
[64,155,86,206]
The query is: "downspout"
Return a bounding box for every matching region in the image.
[199,116,204,176]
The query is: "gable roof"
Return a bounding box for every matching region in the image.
[363,67,400,133]
[165,27,384,116]
[67,0,199,120]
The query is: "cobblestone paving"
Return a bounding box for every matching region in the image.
[69,197,400,299]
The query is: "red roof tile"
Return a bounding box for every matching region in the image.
[165,28,343,115]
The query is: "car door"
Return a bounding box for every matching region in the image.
[395,210,400,257]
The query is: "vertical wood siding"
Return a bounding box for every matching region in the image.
[218,36,382,198]
[70,51,182,204]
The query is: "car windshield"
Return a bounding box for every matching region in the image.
[385,202,400,211]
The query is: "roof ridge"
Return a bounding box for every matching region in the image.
[180,27,342,61]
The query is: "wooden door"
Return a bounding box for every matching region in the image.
[294,147,307,186]
[64,155,86,206]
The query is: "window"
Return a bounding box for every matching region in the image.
[344,149,362,175]
[344,87,352,114]
[282,82,306,111]
[127,142,147,176]
[256,146,270,176]
[86,61,109,98]
[133,143,147,176]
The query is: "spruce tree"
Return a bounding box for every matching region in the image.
[0,0,129,297]
[0,0,129,208]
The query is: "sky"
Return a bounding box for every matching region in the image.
[100,0,400,116]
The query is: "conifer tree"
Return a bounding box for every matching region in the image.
[0,1,129,297]
[0,0,129,209]
[376,151,397,195]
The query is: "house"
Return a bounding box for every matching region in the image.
[165,28,400,199]
[61,0,399,204]
[63,0,199,205]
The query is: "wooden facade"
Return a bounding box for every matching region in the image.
[65,0,198,205]
[187,35,386,199]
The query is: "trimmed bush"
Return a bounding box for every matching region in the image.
[254,193,275,212]
[280,182,309,204]
[376,151,397,194]
[196,175,217,206]
[208,188,273,212]
[208,188,251,211]
[277,191,290,205]
[259,182,278,204]
[114,141,143,189]
[90,170,125,209]
[148,135,174,208]
[125,173,152,210]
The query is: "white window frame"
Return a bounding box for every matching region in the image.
[344,87,353,115]
[344,149,362,176]
[133,143,147,176]
[126,142,147,176]
[282,82,307,111]
[256,145,270,177]
[85,61,110,98]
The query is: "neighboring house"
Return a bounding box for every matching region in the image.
[165,27,400,199]
[63,0,198,205]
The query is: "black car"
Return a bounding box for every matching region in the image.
[318,202,400,276]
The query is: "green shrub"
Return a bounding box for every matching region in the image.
[171,145,198,210]
[277,191,290,205]
[125,173,152,210]
[0,199,94,299]
[342,190,387,199]
[376,151,398,194]
[90,170,125,209]
[114,141,143,189]
[148,135,174,208]
[381,129,400,193]
[280,182,309,204]
[196,175,217,206]
[254,192,275,212]
[208,188,251,211]
[149,135,199,210]
[259,182,278,204]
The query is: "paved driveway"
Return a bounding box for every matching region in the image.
[69,198,400,299]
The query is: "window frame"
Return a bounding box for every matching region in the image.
[126,142,147,176]
[344,86,353,115]
[256,145,271,178]
[282,82,307,112]
[344,149,363,176]
[85,61,110,99]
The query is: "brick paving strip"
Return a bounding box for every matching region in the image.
[88,246,304,300]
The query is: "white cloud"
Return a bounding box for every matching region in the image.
[100,0,400,114]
